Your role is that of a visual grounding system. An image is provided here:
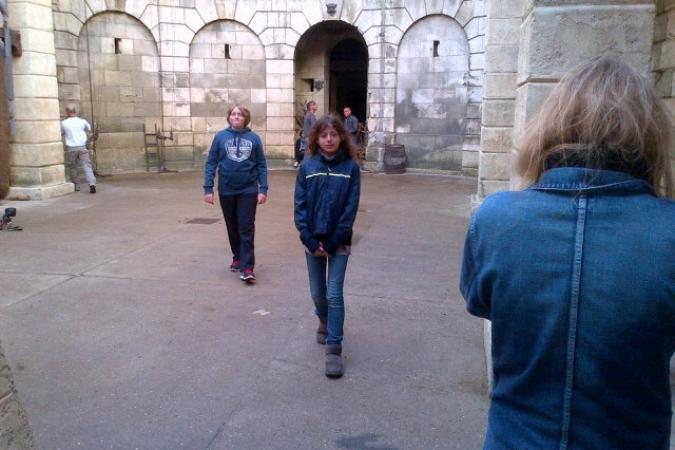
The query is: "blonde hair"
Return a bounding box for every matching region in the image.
[516,57,673,198]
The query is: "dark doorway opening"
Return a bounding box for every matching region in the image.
[329,39,367,128]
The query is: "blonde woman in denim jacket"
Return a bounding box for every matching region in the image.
[460,58,674,449]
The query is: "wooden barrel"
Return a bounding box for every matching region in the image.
[383,144,406,174]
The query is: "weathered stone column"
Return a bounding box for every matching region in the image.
[478,0,527,201]
[0,341,35,449]
[654,0,675,172]
[514,1,656,163]
[7,0,71,200]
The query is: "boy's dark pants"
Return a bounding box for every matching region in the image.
[219,193,258,270]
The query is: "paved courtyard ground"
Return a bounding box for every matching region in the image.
[0,170,488,450]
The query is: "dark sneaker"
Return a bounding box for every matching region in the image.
[89,185,96,194]
[74,185,80,191]
[240,268,256,283]
[229,258,240,272]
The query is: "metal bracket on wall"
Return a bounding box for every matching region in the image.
[0,28,21,57]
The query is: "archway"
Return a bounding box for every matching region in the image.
[78,12,161,174]
[395,15,469,170]
[294,22,368,134]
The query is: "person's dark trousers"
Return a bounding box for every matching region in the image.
[219,192,258,271]
[295,138,305,164]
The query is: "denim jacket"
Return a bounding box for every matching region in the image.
[460,168,675,450]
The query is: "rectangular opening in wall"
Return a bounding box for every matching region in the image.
[224,44,231,59]
[433,40,439,57]
[302,78,315,92]
[114,38,122,54]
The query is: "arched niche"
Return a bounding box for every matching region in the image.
[395,15,469,170]
[78,12,160,173]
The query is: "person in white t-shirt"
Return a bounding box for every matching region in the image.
[61,103,96,193]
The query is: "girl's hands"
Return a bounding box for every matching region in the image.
[313,243,328,257]
[258,193,267,204]
[204,193,214,204]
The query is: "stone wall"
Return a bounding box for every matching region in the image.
[48,0,486,173]
[654,0,675,173]
[0,342,35,450]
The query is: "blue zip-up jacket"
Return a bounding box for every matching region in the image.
[203,127,268,196]
[294,150,360,254]
[460,168,674,450]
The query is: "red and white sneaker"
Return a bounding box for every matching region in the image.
[229,258,240,272]
[240,268,256,284]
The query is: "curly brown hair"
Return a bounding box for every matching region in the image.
[306,114,358,159]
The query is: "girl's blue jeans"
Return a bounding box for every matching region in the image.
[305,253,349,346]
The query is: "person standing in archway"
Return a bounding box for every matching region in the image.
[61,103,97,194]
[295,100,317,168]
[204,104,268,284]
[342,106,358,144]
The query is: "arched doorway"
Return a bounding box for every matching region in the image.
[294,22,368,135]
[329,39,368,125]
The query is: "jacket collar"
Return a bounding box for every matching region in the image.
[313,149,348,166]
[530,168,654,195]
[226,127,250,135]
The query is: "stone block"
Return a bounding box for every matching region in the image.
[484,44,519,73]
[267,88,293,103]
[514,81,555,137]
[10,164,65,187]
[9,2,54,30]
[10,142,65,166]
[13,98,61,121]
[487,0,528,19]
[479,179,511,197]
[21,28,57,54]
[265,131,294,146]
[481,99,515,127]
[483,73,517,99]
[480,126,514,153]
[266,59,293,74]
[12,53,58,76]
[518,4,655,83]
[13,120,62,144]
[478,151,512,179]
[455,0,475,26]
[266,116,293,131]
[486,18,521,46]
[266,102,294,117]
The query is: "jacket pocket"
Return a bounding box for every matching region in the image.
[220,169,255,190]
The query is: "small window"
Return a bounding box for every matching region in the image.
[302,78,314,92]
[224,43,231,59]
[433,40,439,57]
[114,38,122,54]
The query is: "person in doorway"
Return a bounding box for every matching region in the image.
[61,103,96,193]
[460,57,674,449]
[294,115,361,378]
[295,100,318,168]
[204,104,268,284]
[342,106,359,143]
